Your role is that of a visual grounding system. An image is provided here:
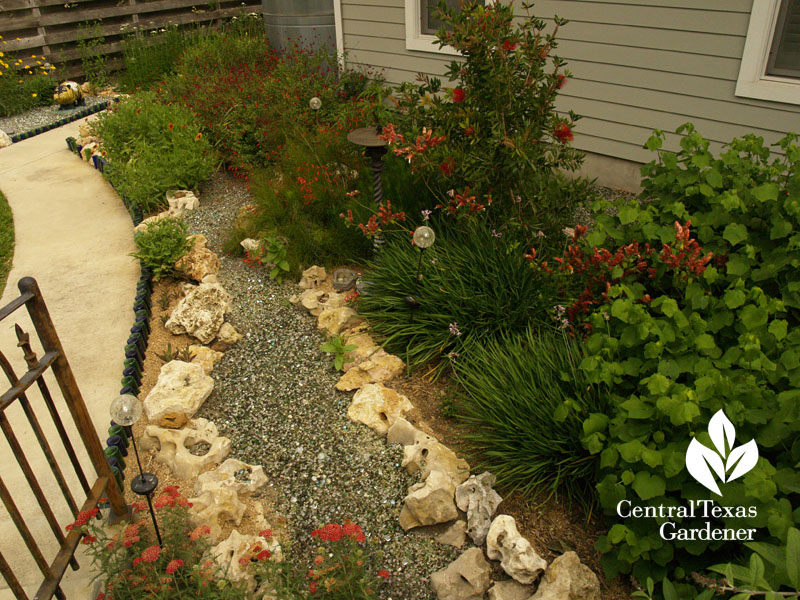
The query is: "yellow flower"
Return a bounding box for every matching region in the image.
[50,66,55,70]
[0,52,4,57]
[31,93,37,97]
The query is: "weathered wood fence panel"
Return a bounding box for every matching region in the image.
[0,0,262,80]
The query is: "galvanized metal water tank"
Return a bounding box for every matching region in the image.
[262,0,337,55]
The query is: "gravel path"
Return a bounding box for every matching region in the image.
[185,173,457,599]
[0,96,109,136]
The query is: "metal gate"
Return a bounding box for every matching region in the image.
[0,277,128,600]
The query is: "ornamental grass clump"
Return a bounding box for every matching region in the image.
[454,327,607,502]
[357,219,572,377]
[534,125,800,597]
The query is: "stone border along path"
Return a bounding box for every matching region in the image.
[132,170,606,600]
[0,117,139,599]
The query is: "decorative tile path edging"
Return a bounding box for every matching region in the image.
[10,99,114,143]
[65,132,150,489]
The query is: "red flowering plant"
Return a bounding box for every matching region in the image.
[383,0,585,238]
[65,486,254,599]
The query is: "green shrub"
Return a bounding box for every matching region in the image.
[549,125,800,595]
[454,328,606,501]
[381,0,585,240]
[0,189,13,296]
[131,217,190,280]
[92,92,215,214]
[357,219,571,377]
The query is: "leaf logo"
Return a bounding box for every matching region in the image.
[685,410,759,496]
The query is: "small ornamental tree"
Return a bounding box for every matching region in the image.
[383,0,584,236]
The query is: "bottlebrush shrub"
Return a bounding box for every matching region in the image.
[383,0,585,237]
[357,219,571,377]
[547,126,800,594]
[92,92,215,215]
[453,327,607,502]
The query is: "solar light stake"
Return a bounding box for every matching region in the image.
[110,394,162,546]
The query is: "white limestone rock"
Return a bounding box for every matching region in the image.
[486,515,547,585]
[143,360,214,428]
[487,580,534,600]
[335,352,404,391]
[139,418,231,479]
[298,265,326,290]
[436,520,467,548]
[217,322,242,345]
[167,189,199,211]
[430,547,491,600]
[398,469,459,530]
[528,551,601,600]
[166,282,232,344]
[317,307,362,336]
[189,344,223,374]
[175,234,219,282]
[456,471,504,546]
[189,487,246,542]
[195,458,268,497]
[347,384,414,436]
[0,130,12,149]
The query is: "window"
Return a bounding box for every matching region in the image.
[405,0,490,55]
[736,0,800,105]
[766,0,800,78]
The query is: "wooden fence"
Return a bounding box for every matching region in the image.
[0,0,262,80]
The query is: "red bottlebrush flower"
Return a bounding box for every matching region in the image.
[309,581,318,593]
[553,123,573,143]
[259,529,273,539]
[190,525,211,541]
[557,74,567,88]
[132,557,143,568]
[82,535,96,545]
[165,559,184,575]
[377,569,390,579]
[96,594,105,600]
[503,40,517,51]
[140,545,161,563]
[440,157,455,177]
[256,550,271,561]
[452,88,466,103]
[464,126,474,136]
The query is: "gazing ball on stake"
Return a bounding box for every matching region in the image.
[309,97,322,111]
[413,226,436,248]
[109,394,142,427]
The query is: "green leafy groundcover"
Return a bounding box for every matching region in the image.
[0,189,13,296]
[560,125,800,597]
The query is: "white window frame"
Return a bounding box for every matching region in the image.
[736,0,800,105]
[404,0,494,55]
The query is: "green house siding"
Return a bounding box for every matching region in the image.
[341,0,800,165]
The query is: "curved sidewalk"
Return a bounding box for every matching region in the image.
[0,119,138,599]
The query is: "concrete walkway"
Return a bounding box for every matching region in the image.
[0,118,138,599]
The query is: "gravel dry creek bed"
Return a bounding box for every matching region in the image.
[185,173,459,599]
